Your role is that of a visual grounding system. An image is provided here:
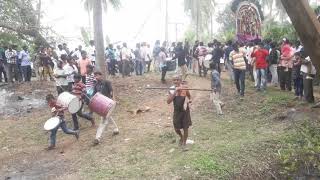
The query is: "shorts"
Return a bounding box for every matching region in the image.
[173,106,192,129]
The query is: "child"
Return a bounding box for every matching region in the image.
[53,60,68,95]
[209,63,224,115]
[301,56,317,103]
[45,94,79,150]
[293,52,303,99]
[71,74,95,130]
[92,71,119,145]
[167,75,192,151]
[85,64,95,96]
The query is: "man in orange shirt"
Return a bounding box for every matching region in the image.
[78,51,92,83]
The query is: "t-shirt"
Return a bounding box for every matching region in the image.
[19,50,31,66]
[78,58,91,76]
[57,49,67,60]
[86,73,95,90]
[159,51,166,67]
[63,63,78,83]
[87,46,95,62]
[251,49,269,69]
[54,68,68,86]
[49,101,65,116]
[94,80,113,99]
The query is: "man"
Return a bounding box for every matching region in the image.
[141,42,151,73]
[105,44,116,76]
[212,41,224,74]
[56,44,67,61]
[301,56,317,103]
[39,47,54,81]
[184,40,192,70]
[167,75,192,151]
[62,43,70,55]
[192,40,199,74]
[78,51,92,83]
[153,40,161,72]
[159,47,167,83]
[5,45,18,83]
[19,46,32,82]
[72,45,83,60]
[93,71,119,145]
[209,63,224,115]
[251,43,269,91]
[172,42,188,80]
[121,42,131,77]
[268,42,280,87]
[0,45,7,82]
[196,42,208,77]
[87,40,96,65]
[134,43,143,76]
[115,45,122,74]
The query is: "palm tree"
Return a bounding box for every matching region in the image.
[83,0,121,78]
[184,0,215,40]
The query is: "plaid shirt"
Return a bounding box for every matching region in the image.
[5,49,17,64]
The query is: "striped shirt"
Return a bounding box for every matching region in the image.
[85,73,95,90]
[229,49,246,70]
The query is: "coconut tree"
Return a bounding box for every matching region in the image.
[82,0,121,78]
[184,0,215,40]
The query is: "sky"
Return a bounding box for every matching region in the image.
[41,0,230,49]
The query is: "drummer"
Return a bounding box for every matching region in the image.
[45,94,79,150]
[92,71,119,146]
[71,74,95,130]
[167,75,192,151]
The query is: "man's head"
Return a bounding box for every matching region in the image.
[46,94,56,106]
[109,44,113,49]
[94,71,103,81]
[173,75,182,86]
[86,64,94,74]
[58,44,63,50]
[78,45,82,51]
[199,42,204,46]
[74,73,82,83]
[61,54,68,62]
[89,40,94,46]
[116,45,121,50]
[136,43,140,49]
[123,42,127,48]
[57,60,63,69]
[81,50,87,59]
[63,43,67,48]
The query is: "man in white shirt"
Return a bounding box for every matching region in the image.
[5,46,18,83]
[72,45,83,60]
[56,44,67,61]
[63,58,78,91]
[121,42,131,77]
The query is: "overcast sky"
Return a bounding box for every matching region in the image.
[41,0,230,48]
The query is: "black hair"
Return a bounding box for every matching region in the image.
[74,73,81,80]
[46,94,55,101]
[86,64,94,70]
[94,71,102,75]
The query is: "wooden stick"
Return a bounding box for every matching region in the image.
[145,87,212,92]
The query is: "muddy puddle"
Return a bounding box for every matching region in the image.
[0,89,46,117]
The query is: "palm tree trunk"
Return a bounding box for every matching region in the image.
[88,10,92,39]
[93,0,106,79]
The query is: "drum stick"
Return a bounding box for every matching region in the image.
[145,87,212,92]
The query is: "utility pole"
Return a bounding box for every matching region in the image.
[165,0,169,42]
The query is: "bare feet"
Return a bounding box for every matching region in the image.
[93,139,100,146]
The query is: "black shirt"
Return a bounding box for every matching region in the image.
[173,46,186,66]
[94,80,113,99]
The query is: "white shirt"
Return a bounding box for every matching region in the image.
[56,49,67,60]
[141,46,149,61]
[54,68,68,86]
[63,63,78,83]
[121,47,131,60]
[72,50,82,60]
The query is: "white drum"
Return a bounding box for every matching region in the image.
[44,117,61,131]
[57,92,81,114]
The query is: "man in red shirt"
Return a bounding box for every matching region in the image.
[251,43,269,91]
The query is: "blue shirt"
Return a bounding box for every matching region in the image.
[19,50,31,66]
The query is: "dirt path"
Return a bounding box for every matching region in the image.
[0,72,319,179]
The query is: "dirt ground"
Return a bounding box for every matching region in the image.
[0,72,319,180]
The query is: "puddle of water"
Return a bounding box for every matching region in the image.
[0,89,46,116]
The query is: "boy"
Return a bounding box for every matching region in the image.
[167,75,192,151]
[92,71,119,145]
[209,63,224,115]
[46,94,79,150]
[71,74,95,130]
[85,64,95,96]
[53,60,68,95]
